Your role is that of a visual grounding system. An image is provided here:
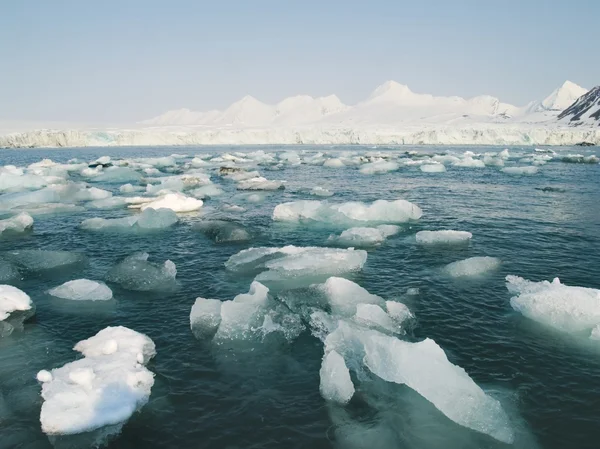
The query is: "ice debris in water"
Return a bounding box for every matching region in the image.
[322,322,514,444]
[309,186,334,197]
[444,256,501,278]
[319,276,385,317]
[420,163,447,173]
[0,285,34,337]
[453,157,486,168]
[0,285,33,321]
[0,212,34,235]
[225,246,368,289]
[359,161,399,175]
[506,275,600,337]
[137,193,203,213]
[81,208,178,232]
[328,225,400,247]
[416,230,472,245]
[190,281,303,343]
[236,176,284,191]
[501,166,538,175]
[106,253,176,291]
[273,199,422,225]
[319,350,354,404]
[192,220,251,243]
[48,279,113,301]
[189,184,224,199]
[3,250,86,272]
[90,166,142,183]
[37,326,156,436]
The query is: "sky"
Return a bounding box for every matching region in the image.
[0,0,597,123]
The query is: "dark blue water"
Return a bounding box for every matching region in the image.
[1,145,599,449]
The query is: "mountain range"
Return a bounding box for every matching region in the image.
[141,80,590,128]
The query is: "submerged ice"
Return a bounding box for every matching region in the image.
[106,253,176,291]
[48,279,113,301]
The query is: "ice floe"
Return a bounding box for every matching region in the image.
[328,225,400,247]
[507,275,600,336]
[416,230,472,245]
[501,166,539,175]
[273,199,422,225]
[192,220,251,243]
[3,250,85,272]
[236,176,284,191]
[0,285,34,337]
[38,326,155,436]
[225,246,368,289]
[444,256,501,278]
[48,279,113,301]
[420,163,447,172]
[138,193,203,212]
[81,208,178,232]
[106,253,176,291]
[0,212,33,234]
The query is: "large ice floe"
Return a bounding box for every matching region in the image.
[507,275,600,338]
[272,199,422,225]
[106,253,176,291]
[0,285,35,337]
[327,225,400,248]
[188,274,513,443]
[37,326,156,437]
[48,279,113,301]
[224,246,368,289]
[416,230,472,245]
[444,256,501,278]
[81,208,178,232]
[0,212,34,235]
[236,176,284,191]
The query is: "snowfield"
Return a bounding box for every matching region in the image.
[1,80,598,148]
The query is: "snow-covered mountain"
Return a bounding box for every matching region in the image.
[140,80,587,128]
[558,86,600,126]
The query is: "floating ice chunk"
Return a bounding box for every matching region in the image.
[192,220,250,243]
[310,186,334,197]
[415,230,472,245]
[74,187,112,202]
[498,149,510,159]
[119,183,144,193]
[405,287,420,296]
[234,192,269,204]
[86,197,128,210]
[236,177,284,191]
[226,247,368,288]
[135,156,176,168]
[319,277,384,317]
[189,184,224,199]
[106,253,176,291]
[139,193,203,213]
[0,212,33,234]
[385,300,414,324]
[420,163,447,173]
[506,275,600,334]
[38,326,156,436]
[81,216,138,231]
[561,154,599,164]
[323,158,346,168]
[444,256,501,278]
[136,208,178,230]
[483,156,505,167]
[273,199,422,225]
[0,285,33,321]
[221,169,260,181]
[0,172,48,193]
[501,166,538,175]
[3,250,85,272]
[48,279,113,301]
[325,323,514,443]
[91,167,142,183]
[359,161,399,175]
[453,157,486,168]
[319,350,354,404]
[328,225,400,247]
[190,298,222,339]
[221,204,246,213]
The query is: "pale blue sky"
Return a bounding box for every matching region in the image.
[0,0,597,123]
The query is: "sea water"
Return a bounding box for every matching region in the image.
[0,145,599,449]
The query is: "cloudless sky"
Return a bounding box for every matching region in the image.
[0,0,597,123]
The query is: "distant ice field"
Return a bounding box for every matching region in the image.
[0,144,599,449]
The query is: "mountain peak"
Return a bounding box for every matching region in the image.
[369,81,413,100]
[541,81,587,111]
